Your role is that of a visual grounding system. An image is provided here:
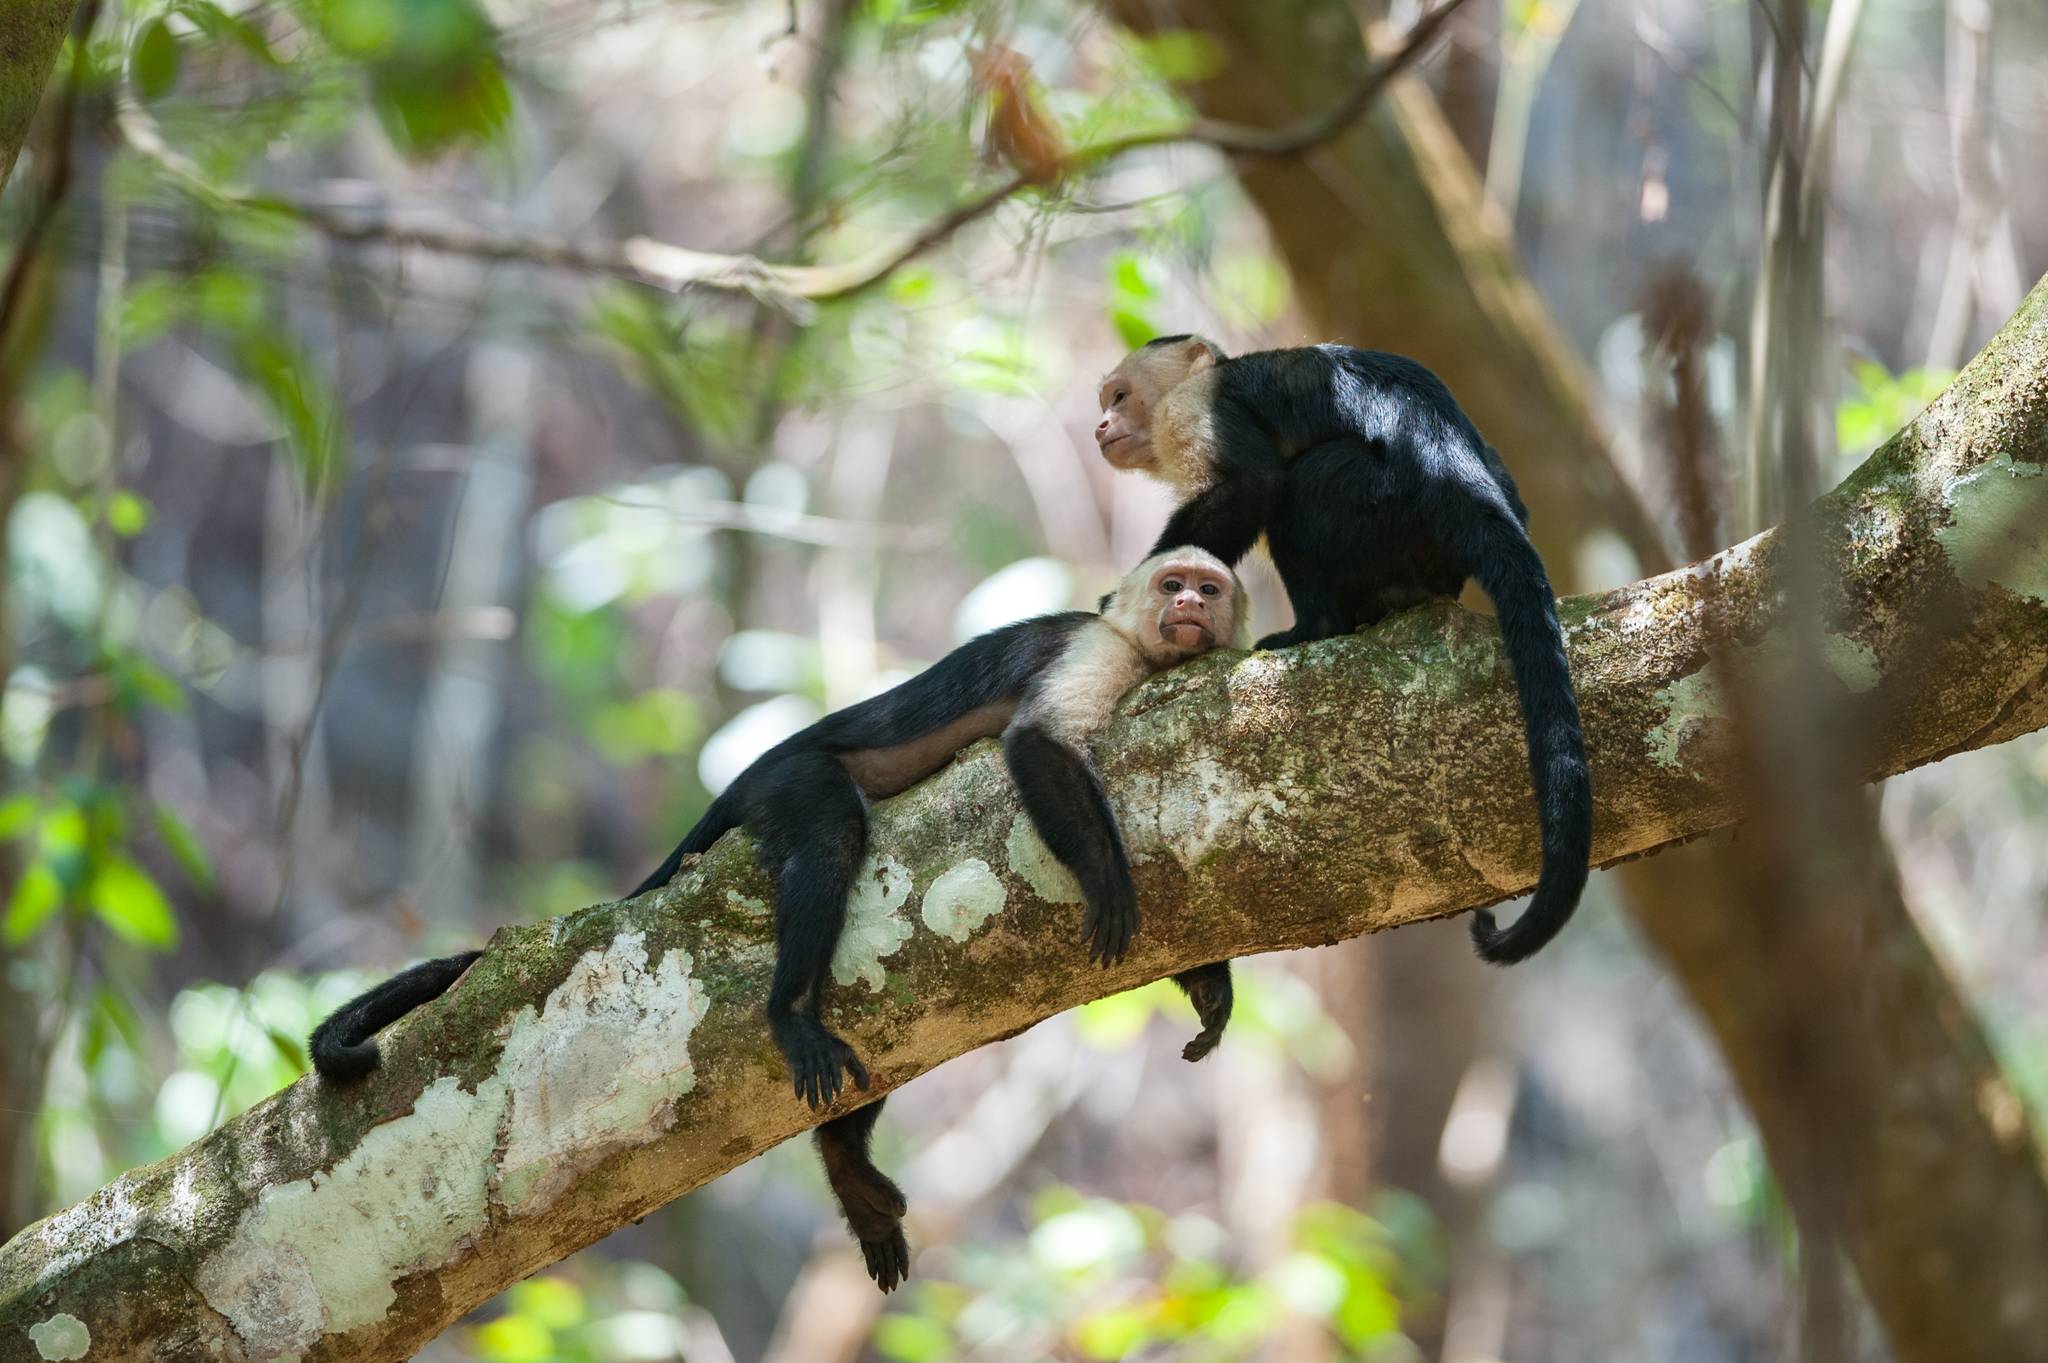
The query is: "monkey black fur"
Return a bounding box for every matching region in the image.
[308,550,1247,1293]
[1095,336,1592,965]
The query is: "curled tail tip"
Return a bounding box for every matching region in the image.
[310,1030,380,1081]
[1467,909,1519,966]
[1468,886,1581,966]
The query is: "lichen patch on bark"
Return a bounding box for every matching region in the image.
[1935,455,2048,602]
[495,933,710,1215]
[920,859,1006,941]
[1006,814,1083,904]
[26,1313,87,1361]
[830,855,914,989]
[193,1075,503,1358]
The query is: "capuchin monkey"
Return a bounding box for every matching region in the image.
[310,547,1248,1292]
[1095,335,1592,965]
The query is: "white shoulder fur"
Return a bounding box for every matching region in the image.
[1014,620,1149,750]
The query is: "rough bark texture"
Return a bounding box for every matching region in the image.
[1,273,2046,1363]
[0,0,76,195]
[1101,6,2048,1358]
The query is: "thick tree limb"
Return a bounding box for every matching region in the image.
[0,0,77,196]
[4,278,2048,1361]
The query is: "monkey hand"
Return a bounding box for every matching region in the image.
[779,1018,871,1110]
[1082,884,1139,966]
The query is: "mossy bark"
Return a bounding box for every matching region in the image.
[0,277,2045,1363]
[0,0,77,195]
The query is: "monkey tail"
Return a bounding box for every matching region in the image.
[627,790,741,900]
[1464,512,1592,965]
[310,949,484,1080]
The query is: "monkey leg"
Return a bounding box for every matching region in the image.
[816,1099,911,1292]
[1003,725,1139,965]
[756,753,873,1109]
[1171,961,1233,1062]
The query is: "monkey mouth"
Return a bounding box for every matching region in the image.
[1161,619,1213,649]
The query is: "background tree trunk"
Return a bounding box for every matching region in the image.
[1102,2,2048,1358]
[0,0,78,195]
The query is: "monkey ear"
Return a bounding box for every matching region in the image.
[1183,339,1216,374]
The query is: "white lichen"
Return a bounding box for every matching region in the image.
[830,854,914,990]
[1118,756,1282,864]
[28,1314,89,1361]
[1935,454,2048,602]
[1820,634,1881,693]
[725,889,769,918]
[1646,667,1722,769]
[495,933,710,1215]
[194,1075,506,1358]
[920,859,1006,941]
[31,1175,140,1297]
[1005,813,1083,905]
[193,931,710,1354]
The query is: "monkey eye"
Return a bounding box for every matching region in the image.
[1161,578,1183,593]
[1113,389,1128,406]
[1199,582,1219,597]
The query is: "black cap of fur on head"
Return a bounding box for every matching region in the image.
[1142,333,1225,360]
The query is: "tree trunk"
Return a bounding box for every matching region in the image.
[4,277,2048,1361]
[1100,4,2048,1358]
[0,0,77,195]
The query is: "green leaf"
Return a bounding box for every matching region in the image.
[1129,29,1229,82]
[0,794,38,841]
[872,1314,953,1362]
[133,19,182,102]
[3,861,63,944]
[1108,250,1163,302]
[90,857,179,949]
[106,490,152,537]
[471,1314,552,1363]
[118,276,188,344]
[1110,304,1156,351]
[153,804,216,890]
[176,0,283,65]
[266,1025,308,1070]
[193,270,266,334]
[237,333,345,494]
[112,652,188,714]
[507,1277,584,1329]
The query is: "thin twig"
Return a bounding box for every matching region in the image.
[594,494,947,550]
[115,0,1468,313]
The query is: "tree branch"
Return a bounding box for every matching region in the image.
[112,0,1467,313]
[4,274,2047,1363]
[0,0,78,195]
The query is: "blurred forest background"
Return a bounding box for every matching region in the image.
[1,0,2046,1359]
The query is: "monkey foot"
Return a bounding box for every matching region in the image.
[861,1226,912,1292]
[1172,963,1233,1062]
[1181,1024,1225,1063]
[1083,899,1139,967]
[783,1025,870,1110]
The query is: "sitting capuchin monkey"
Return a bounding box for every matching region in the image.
[310,547,1248,1291]
[1094,335,1592,965]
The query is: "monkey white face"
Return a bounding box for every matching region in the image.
[1108,547,1247,663]
[1095,337,1217,473]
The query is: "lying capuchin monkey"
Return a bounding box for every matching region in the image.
[1095,335,1591,965]
[310,547,1248,1291]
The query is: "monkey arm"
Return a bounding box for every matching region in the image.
[1143,458,1285,566]
[1001,723,1139,965]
